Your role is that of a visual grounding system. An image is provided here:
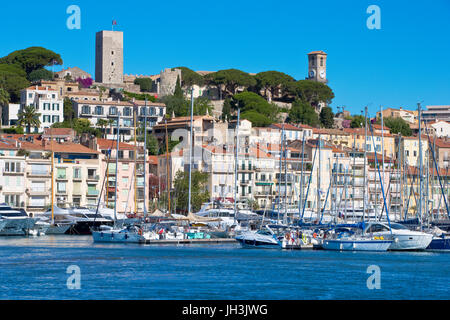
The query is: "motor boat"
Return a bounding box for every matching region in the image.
[235,225,281,248]
[66,207,113,235]
[0,204,38,236]
[92,225,145,243]
[364,222,433,250]
[35,206,76,234]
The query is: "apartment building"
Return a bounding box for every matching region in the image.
[20,85,64,132]
[0,139,26,208]
[73,99,166,141]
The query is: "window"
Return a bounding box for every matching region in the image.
[52,115,60,123]
[57,168,66,179]
[81,105,91,114]
[111,51,114,55]
[109,107,117,115]
[111,62,114,66]
[95,106,103,115]
[123,163,129,170]
[122,177,129,185]
[123,107,131,117]
[57,182,66,193]
[320,57,323,66]
[118,150,124,159]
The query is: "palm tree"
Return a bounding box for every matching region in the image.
[97,118,109,138]
[0,88,10,128]
[18,105,41,134]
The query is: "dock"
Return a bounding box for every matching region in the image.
[142,238,238,245]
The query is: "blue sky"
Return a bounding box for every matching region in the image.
[1,0,449,115]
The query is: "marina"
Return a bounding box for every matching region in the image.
[0,235,448,300]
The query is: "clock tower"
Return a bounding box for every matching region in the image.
[307,51,327,83]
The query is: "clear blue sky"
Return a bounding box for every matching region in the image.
[1,0,449,115]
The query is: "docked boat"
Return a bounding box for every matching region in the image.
[0,204,38,236]
[235,225,281,248]
[364,222,433,250]
[92,225,145,243]
[426,227,450,251]
[67,207,113,235]
[321,226,392,252]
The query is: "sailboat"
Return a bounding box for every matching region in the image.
[322,108,393,251]
[92,111,145,243]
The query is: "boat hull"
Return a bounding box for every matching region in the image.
[388,234,433,251]
[92,230,144,243]
[322,239,393,251]
[426,237,450,251]
[46,224,72,235]
[67,220,114,235]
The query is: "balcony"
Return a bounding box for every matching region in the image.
[56,189,67,195]
[73,175,82,181]
[86,189,100,197]
[56,175,68,181]
[2,168,25,175]
[27,170,51,178]
[87,174,100,181]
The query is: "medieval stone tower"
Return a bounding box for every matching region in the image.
[158,68,182,97]
[307,50,327,83]
[95,30,124,84]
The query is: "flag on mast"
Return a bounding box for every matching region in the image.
[112,19,117,31]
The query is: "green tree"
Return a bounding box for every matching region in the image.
[205,69,256,98]
[350,115,365,128]
[161,94,212,118]
[173,170,210,213]
[63,98,74,122]
[0,64,30,102]
[97,119,109,138]
[134,77,153,92]
[52,118,101,137]
[0,87,10,128]
[146,134,159,155]
[175,67,204,87]
[28,68,53,82]
[229,91,280,126]
[319,106,334,128]
[173,75,183,98]
[17,105,41,133]
[221,98,232,121]
[255,71,295,101]
[286,80,334,108]
[383,117,412,136]
[287,99,319,127]
[0,47,62,74]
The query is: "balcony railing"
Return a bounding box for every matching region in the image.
[87,190,99,196]
[87,175,100,181]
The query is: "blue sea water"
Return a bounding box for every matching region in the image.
[0,235,448,300]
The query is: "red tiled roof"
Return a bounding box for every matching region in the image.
[97,138,139,151]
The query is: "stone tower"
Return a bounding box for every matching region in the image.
[158,68,182,97]
[95,30,124,84]
[307,51,327,83]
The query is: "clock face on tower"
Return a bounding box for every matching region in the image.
[309,70,316,78]
[319,70,325,79]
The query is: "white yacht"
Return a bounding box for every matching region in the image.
[0,204,38,236]
[235,225,281,249]
[364,222,433,250]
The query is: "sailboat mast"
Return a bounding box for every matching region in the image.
[418,102,423,230]
[233,108,240,223]
[51,131,54,224]
[188,88,194,215]
[299,133,305,216]
[114,112,120,222]
[363,106,368,222]
[165,119,170,214]
[134,107,137,215]
[284,127,287,224]
[143,99,148,217]
[317,134,321,221]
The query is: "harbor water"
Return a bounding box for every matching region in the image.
[0,235,448,300]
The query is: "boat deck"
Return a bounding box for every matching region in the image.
[282,244,317,250]
[141,238,237,245]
